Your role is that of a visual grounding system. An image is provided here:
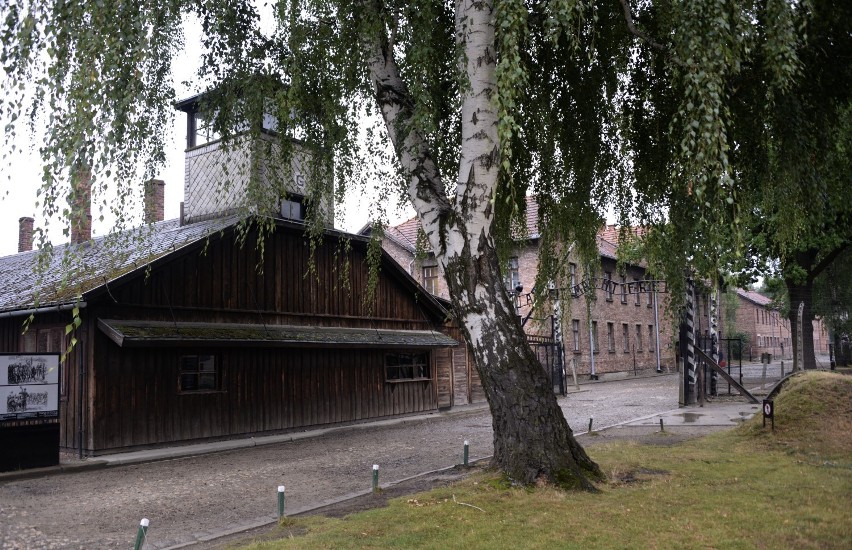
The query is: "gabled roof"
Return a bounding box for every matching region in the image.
[0,216,449,320]
[596,235,618,261]
[598,224,647,246]
[0,216,236,314]
[736,288,773,307]
[357,217,419,253]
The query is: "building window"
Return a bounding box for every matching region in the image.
[604,271,614,301]
[422,265,438,294]
[591,321,599,353]
[648,325,655,352]
[179,355,219,392]
[385,352,430,381]
[505,256,520,292]
[622,323,630,352]
[607,322,615,352]
[191,111,221,147]
[620,275,627,304]
[636,324,643,351]
[572,319,580,352]
[280,195,306,222]
[569,263,578,295]
[647,279,653,307]
[21,326,66,396]
[634,278,641,306]
[21,326,65,355]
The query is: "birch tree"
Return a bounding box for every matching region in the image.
[0,0,821,487]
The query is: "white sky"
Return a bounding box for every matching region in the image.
[0,9,414,258]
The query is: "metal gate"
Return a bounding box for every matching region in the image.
[529,336,565,396]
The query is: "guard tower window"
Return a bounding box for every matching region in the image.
[280,196,306,222]
[192,111,221,148]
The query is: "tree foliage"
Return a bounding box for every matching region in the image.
[1,0,844,483]
[812,249,852,338]
[727,0,851,366]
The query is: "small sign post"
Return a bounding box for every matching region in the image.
[762,399,774,431]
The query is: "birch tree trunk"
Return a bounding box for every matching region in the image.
[366,0,602,487]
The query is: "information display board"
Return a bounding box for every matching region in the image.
[0,354,60,421]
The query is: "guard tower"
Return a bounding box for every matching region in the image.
[175,91,333,226]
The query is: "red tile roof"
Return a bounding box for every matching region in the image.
[598,224,646,244]
[391,216,420,249]
[596,235,618,260]
[388,197,640,262]
[736,288,773,306]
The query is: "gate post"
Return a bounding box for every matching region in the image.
[709,283,719,397]
[684,278,697,404]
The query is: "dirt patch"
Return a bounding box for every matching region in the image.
[609,467,670,486]
[578,425,722,447]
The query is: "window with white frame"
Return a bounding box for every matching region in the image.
[604,271,614,301]
[422,265,438,295]
[570,263,578,295]
[634,278,641,305]
[505,257,520,292]
[572,319,580,351]
[607,322,615,352]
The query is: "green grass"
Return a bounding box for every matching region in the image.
[242,372,852,549]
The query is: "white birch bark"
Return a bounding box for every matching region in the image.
[363,0,601,486]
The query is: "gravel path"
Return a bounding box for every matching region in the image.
[0,375,678,549]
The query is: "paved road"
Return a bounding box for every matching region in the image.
[0,375,679,549]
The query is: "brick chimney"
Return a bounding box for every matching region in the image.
[18,217,34,252]
[144,179,166,223]
[70,167,92,244]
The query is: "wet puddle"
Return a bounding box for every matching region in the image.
[676,412,704,423]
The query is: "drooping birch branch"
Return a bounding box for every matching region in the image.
[362,0,451,253]
[618,0,686,68]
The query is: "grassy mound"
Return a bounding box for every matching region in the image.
[738,371,852,461]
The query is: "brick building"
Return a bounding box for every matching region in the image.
[365,202,680,379]
[728,288,830,361]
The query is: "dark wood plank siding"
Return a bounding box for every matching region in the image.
[107,227,433,325]
[468,347,486,403]
[1,223,477,455]
[435,347,453,409]
[90,333,439,453]
[452,345,470,406]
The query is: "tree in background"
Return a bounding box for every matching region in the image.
[812,249,852,364]
[0,0,831,486]
[759,277,790,317]
[730,0,851,370]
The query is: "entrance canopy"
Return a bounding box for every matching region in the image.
[98,319,458,349]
